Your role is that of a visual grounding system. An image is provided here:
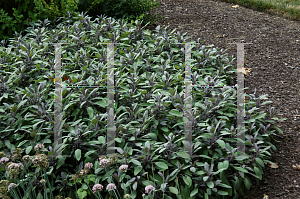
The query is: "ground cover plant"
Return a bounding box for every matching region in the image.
[0,8,287,199]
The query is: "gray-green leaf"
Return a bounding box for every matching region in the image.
[75,149,81,161]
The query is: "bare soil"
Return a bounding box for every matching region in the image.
[144,0,300,198]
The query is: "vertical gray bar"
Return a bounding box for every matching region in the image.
[54,43,63,157]
[183,43,193,158]
[107,43,115,157]
[236,43,245,156]
[227,42,252,156]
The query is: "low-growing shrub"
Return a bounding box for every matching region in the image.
[0,11,286,199]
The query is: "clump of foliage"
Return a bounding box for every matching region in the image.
[0,0,161,43]
[0,11,286,199]
[78,0,162,29]
[0,0,79,41]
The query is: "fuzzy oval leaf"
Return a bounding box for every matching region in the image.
[255,157,265,168]
[75,149,81,161]
[155,162,168,171]
[217,183,232,189]
[161,127,169,132]
[133,182,137,190]
[233,166,248,173]
[169,109,183,117]
[169,187,178,194]
[131,159,141,166]
[243,177,251,190]
[217,190,229,195]
[190,188,198,197]
[134,166,143,176]
[207,181,214,188]
[26,146,32,154]
[254,166,262,180]
[87,107,94,119]
[183,175,192,187]
[216,139,225,148]
[177,151,190,159]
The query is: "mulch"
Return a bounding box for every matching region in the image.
[143,0,300,198]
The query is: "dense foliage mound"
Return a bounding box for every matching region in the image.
[0,11,286,199]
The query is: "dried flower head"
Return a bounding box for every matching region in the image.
[119,164,128,172]
[99,159,110,168]
[22,155,31,163]
[72,174,79,181]
[145,185,155,194]
[32,154,49,169]
[34,144,45,153]
[92,184,103,193]
[8,183,17,191]
[0,157,9,165]
[109,154,119,164]
[5,162,24,179]
[84,162,93,170]
[11,148,23,161]
[7,162,24,171]
[98,155,107,162]
[79,169,89,179]
[106,183,117,191]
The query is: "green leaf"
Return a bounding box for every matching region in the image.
[190,188,198,197]
[26,146,32,154]
[177,151,190,159]
[161,127,169,132]
[255,157,265,168]
[94,99,106,108]
[223,160,229,170]
[207,181,214,188]
[37,192,43,199]
[234,155,250,161]
[17,140,28,148]
[134,166,143,176]
[77,188,87,199]
[155,162,168,171]
[169,187,179,194]
[254,166,262,180]
[217,183,232,189]
[254,113,266,120]
[147,132,157,140]
[169,109,183,117]
[217,190,229,195]
[183,175,192,187]
[115,138,122,143]
[273,126,284,135]
[87,107,94,119]
[233,166,248,173]
[203,176,209,182]
[5,140,11,149]
[75,149,81,161]
[130,159,141,166]
[216,139,225,148]
[92,118,98,125]
[133,182,137,190]
[82,183,88,190]
[95,53,101,59]
[243,177,251,190]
